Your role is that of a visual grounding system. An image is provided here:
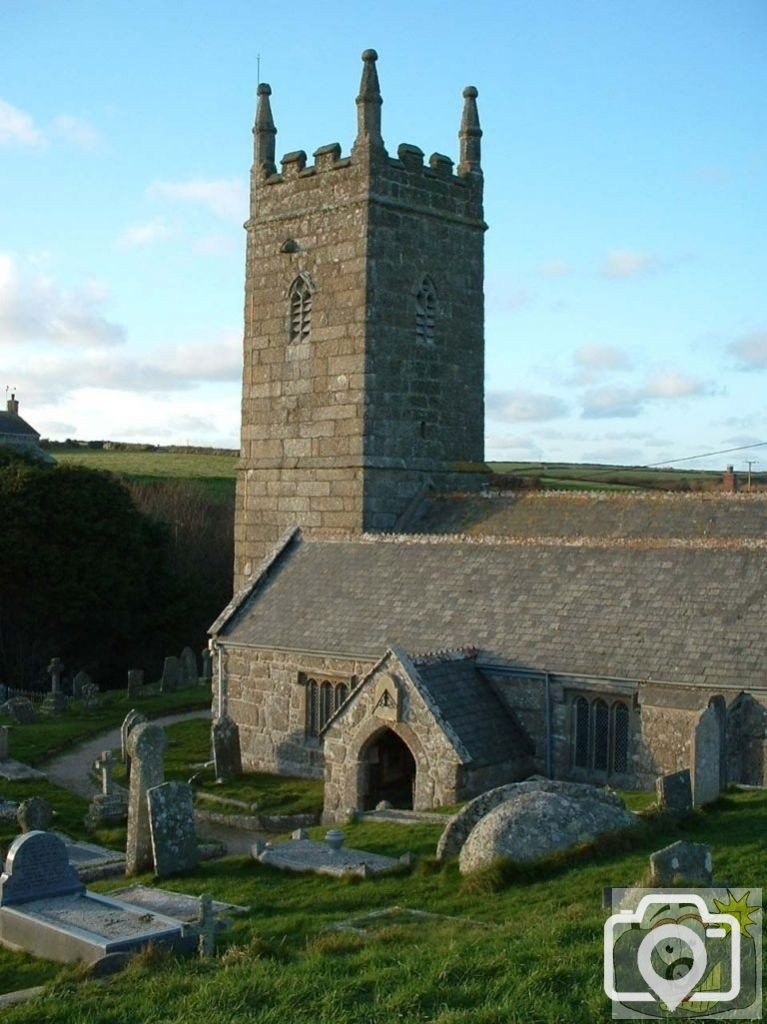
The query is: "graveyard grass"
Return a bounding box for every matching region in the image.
[0,787,764,1021]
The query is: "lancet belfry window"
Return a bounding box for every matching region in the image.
[415,276,437,345]
[289,275,312,341]
[305,676,351,737]
[572,695,630,774]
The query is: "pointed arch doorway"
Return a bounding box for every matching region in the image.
[362,728,416,810]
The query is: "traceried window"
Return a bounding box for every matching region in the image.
[415,276,437,345]
[304,675,352,737]
[571,695,632,774]
[289,275,312,341]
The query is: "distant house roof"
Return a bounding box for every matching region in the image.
[0,410,39,439]
[218,531,767,690]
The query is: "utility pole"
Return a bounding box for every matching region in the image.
[745,459,758,493]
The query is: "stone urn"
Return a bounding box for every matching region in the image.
[324,828,345,852]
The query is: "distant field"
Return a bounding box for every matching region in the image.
[54,448,238,501]
[488,461,762,492]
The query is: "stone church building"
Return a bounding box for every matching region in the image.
[210,51,767,822]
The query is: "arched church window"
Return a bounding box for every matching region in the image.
[335,683,348,710]
[612,701,629,773]
[320,681,334,728]
[592,699,609,771]
[574,697,589,768]
[415,276,437,345]
[307,679,319,737]
[289,275,312,341]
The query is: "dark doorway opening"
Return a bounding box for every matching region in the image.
[364,730,415,810]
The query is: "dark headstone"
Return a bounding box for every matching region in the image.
[42,691,67,716]
[655,769,693,816]
[180,648,198,688]
[127,669,144,699]
[147,782,199,877]
[649,840,713,886]
[200,649,212,683]
[692,704,721,806]
[85,793,128,830]
[0,725,8,761]
[72,670,91,700]
[2,699,35,725]
[121,708,147,771]
[161,656,181,693]
[0,831,84,906]
[125,722,166,875]
[212,715,241,782]
[0,684,9,704]
[16,797,53,833]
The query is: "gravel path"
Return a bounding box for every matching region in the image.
[43,709,211,799]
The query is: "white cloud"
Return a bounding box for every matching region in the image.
[487,389,569,422]
[0,252,124,347]
[581,385,642,419]
[115,218,174,249]
[574,344,631,373]
[50,114,100,149]
[644,371,707,399]
[581,371,710,418]
[728,331,767,369]
[149,178,248,223]
[0,98,45,147]
[602,249,660,279]
[538,260,570,278]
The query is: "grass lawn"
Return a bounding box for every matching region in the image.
[0,789,763,1022]
[1,687,212,768]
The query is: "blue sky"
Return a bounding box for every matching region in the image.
[1,0,765,469]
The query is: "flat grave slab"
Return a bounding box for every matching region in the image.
[254,837,407,878]
[108,884,249,922]
[0,831,191,964]
[0,760,46,782]
[357,808,448,825]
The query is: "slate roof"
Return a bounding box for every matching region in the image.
[411,491,767,540]
[415,657,534,764]
[219,533,767,689]
[0,411,39,439]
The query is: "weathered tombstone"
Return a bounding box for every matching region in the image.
[16,796,53,833]
[47,657,63,695]
[196,893,216,957]
[0,684,8,704]
[649,840,713,886]
[0,726,8,762]
[200,648,212,684]
[212,715,242,782]
[80,681,99,712]
[692,704,721,806]
[180,648,198,689]
[2,698,35,725]
[161,656,181,693]
[655,769,693,816]
[125,722,166,875]
[147,781,199,877]
[0,830,84,906]
[127,669,144,699]
[120,708,147,778]
[94,751,116,796]
[86,750,127,830]
[72,670,91,700]
[43,657,66,715]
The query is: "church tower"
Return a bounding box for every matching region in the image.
[235,50,486,587]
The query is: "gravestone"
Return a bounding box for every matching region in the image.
[180,648,198,688]
[72,670,91,700]
[655,769,693,816]
[212,715,242,782]
[120,709,147,778]
[17,797,53,833]
[80,681,99,711]
[200,649,212,684]
[126,669,144,699]
[2,698,36,725]
[161,656,181,694]
[649,840,713,886]
[125,722,166,875]
[0,685,7,704]
[195,893,216,957]
[147,782,199,877]
[692,704,721,806]
[94,751,116,796]
[0,726,8,761]
[0,830,84,906]
[47,657,62,695]
[0,831,189,964]
[43,658,66,715]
